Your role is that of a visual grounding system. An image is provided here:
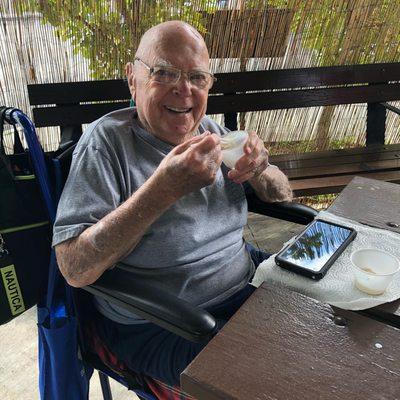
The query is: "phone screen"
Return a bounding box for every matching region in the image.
[278,220,354,272]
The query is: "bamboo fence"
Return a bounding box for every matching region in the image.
[0,0,399,153]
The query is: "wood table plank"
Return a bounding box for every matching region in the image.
[181,283,400,400]
[328,176,400,234]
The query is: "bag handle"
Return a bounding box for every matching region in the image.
[0,107,29,180]
[1,106,25,153]
[0,107,15,179]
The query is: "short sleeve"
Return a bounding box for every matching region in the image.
[52,144,123,246]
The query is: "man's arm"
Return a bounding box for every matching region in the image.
[227,131,293,202]
[56,172,179,287]
[56,132,222,288]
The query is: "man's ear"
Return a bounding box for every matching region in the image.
[125,62,136,100]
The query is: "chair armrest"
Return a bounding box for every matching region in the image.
[246,191,318,225]
[83,265,217,343]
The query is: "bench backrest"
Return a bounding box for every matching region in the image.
[28,62,400,143]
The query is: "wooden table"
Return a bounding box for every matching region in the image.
[181,176,400,400]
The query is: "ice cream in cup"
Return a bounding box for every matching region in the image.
[350,248,400,295]
[220,130,248,169]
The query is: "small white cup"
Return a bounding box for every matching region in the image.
[220,131,248,169]
[350,248,400,295]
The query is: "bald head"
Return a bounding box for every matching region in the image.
[135,21,209,64]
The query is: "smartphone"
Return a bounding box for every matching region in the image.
[275,219,357,280]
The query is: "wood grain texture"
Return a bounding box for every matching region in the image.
[244,213,304,254]
[270,144,400,167]
[181,283,400,400]
[284,159,400,180]
[289,170,400,196]
[329,177,400,234]
[271,143,400,162]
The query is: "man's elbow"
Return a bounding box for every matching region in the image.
[57,259,95,288]
[283,188,293,202]
[62,271,94,288]
[55,242,99,288]
[274,174,293,202]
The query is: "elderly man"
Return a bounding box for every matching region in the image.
[53,21,292,387]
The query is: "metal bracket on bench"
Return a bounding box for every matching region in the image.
[60,125,82,147]
[367,102,386,145]
[381,102,400,116]
[224,112,238,131]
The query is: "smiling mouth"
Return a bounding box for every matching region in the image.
[165,106,192,114]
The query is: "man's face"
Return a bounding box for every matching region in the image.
[128,40,210,145]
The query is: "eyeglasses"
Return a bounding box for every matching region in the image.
[134,57,216,89]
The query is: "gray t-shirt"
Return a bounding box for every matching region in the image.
[53,107,254,324]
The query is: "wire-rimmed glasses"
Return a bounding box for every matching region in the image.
[134,57,216,89]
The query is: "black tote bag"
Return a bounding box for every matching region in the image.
[0,107,51,324]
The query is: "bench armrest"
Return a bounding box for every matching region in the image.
[83,265,217,343]
[246,190,318,225]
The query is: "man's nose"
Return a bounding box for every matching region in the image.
[173,73,193,96]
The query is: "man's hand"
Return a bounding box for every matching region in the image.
[227,131,269,184]
[226,131,293,202]
[155,131,222,199]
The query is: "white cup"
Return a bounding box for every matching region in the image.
[220,130,248,169]
[350,248,400,295]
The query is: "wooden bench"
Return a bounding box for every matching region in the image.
[27,62,400,196]
[272,143,400,196]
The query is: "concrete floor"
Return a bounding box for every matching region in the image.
[0,214,303,400]
[0,306,138,400]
